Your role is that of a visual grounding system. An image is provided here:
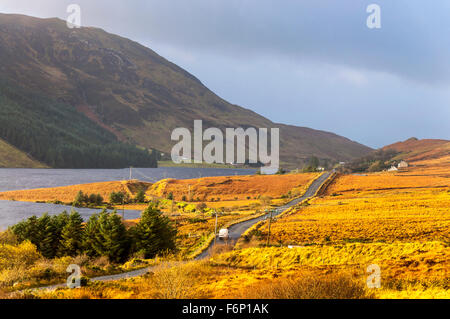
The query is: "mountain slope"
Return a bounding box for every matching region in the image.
[383,137,450,163]
[0,138,47,168]
[0,14,372,168]
[342,137,450,173]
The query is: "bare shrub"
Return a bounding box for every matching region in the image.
[92,256,111,269]
[0,230,18,245]
[209,243,234,257]
[0,287,9,299]
[144,262,208,299]
[72,254,90,267]
[0,265,28,288]
[259,196,272,207]
[239,273,374,299]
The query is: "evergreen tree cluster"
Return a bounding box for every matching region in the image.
[342,149,400,173]
[73,191,103,207]
[302,156,320,172]
[0,84,157,168]
[135,189,147,204]
[10,204,177,262]
[109,192,127,205]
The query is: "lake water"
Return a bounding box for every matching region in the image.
[0,167,255,229]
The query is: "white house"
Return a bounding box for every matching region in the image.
[387,165,398,172]
[398,160,408,168]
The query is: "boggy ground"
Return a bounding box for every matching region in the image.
[1,156,449,299]
[0,172,322,295]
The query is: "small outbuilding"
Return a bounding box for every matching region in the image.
[387,165,398,172]
[398,160,409,168]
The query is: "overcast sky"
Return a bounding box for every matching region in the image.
[1,0,449,148]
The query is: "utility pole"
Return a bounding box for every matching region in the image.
[266,209,273,247]
[214,211,218,246]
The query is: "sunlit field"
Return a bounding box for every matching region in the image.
[253,188,449,244]
[147,173,320,201]
[0,172,322,295]
[239,162,449,298]
[0,159,448,299]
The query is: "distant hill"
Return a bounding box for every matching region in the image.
[383,138,450,163]
[0,13,372,168]
[342,138,450,173]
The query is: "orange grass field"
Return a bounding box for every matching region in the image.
[0,173,320,260]
[324,173,449,195]
[3,149,449,299]
[147,173,319,201]
[238,161,449,298]
[254,187,449,245]
[0,173,319,205]
[252,161,450,245]
[32,240,449,299]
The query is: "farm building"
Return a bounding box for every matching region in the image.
[387,165,398,172]
[398,160,409,168]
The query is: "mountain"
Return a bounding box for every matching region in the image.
[0,14,372,168]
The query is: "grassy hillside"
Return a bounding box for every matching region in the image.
[342,138,450,173]
[0,13,372,168]
[147,173,319,201]
[383,137,450,163]
[0,138,46,168]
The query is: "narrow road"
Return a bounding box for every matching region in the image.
[195,171,332,259]
[35,171,332,291]
[35,267,151,291]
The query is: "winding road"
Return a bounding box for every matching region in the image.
[36,171,332,290]
[195,171,332,259]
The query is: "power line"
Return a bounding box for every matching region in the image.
[131,169,159,183]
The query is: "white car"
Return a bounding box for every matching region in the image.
[218,228,229,240]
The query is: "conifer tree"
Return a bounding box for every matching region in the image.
[60,210,84,256]
[11,212,70,258]
[130,203,177,258]
[11,215,40,247]
[53,211,70,256]
[37,213,57,258]
[95,194,103,205]
[100,211,129,262]
[73,191,88,207]
[84,210,129,262]
[135,189,146,203]
[83,212,102,257]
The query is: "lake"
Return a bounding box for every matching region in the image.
[0,167,256,229]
